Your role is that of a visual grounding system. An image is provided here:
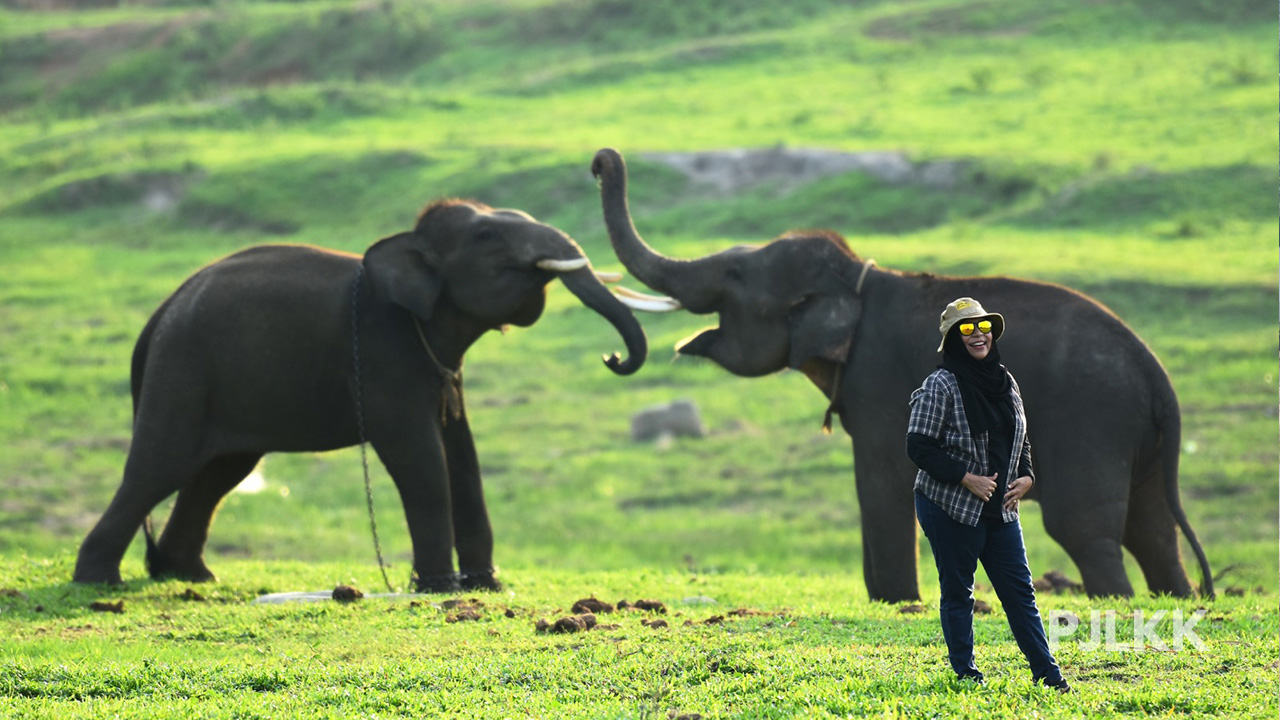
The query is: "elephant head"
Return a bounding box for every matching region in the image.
[363,198,646,374]
[591,148,863,379]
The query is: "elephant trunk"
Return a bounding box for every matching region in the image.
[556,264,648,375]
[591,148,715,311]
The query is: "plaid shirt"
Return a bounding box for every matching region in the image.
[907,368,1032,526]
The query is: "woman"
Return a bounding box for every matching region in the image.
[906,297,1071,692]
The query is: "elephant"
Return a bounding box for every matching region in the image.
[73,198,647,592]
[591,147,1213,602]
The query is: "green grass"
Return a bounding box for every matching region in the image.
[0,0,1276,716]
[1,559,1276,719]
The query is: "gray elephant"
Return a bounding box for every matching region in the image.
[73,198,647,592]
[591,147,1212,602]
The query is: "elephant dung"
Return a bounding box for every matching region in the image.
[571,597,614,614]
[630,399,706,442]
[332,585,364,602]
[1034,571,1083,594]
[618,598,668,614]
[536,613,597,634]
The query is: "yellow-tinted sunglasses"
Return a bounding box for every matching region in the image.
[958,320,994,336]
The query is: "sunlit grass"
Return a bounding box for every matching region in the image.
[0,558,1275,719]
[0,1,1275,716]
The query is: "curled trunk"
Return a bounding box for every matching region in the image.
[556,264,648,375]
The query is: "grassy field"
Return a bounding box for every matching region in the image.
[2,559,1277,719]
[0,0,1276,717]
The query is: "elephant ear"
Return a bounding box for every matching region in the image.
[787,293,862,370]
[362,231,443,321]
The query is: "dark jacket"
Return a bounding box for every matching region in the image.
[907,368,1033,526]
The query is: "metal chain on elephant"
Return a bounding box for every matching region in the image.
[350,266,399,594]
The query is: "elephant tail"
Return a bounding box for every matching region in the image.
[143,515,164,579]
[130,297,170,420]
[1158,395,1214,599]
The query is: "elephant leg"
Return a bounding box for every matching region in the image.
[73,435,200,584]
[854,446,921,603]
[150,452,263,582]
[1041,491,1134,597]
[442,410,499,591]
[1122,470,1193,596]
[370,422,457,593]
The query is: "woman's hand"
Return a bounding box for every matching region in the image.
[961,472,998,502]
[1003,475,1033,511]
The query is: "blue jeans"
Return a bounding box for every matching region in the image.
[915,492,1063,683]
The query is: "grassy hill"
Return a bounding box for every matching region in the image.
[0,0,1275,716]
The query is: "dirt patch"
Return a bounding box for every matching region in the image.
[641,148,967,196]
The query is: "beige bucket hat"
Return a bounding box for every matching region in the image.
[937,297,1005,352]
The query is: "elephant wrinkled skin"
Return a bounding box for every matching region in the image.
[592,147,1212,602]
[74,199,647,591]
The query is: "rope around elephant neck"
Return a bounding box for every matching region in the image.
[351,266,398,594]
[412,317,464,426]
[821,259,875,434]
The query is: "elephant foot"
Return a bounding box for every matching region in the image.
[871,592,922,604]
[458,568,501,592]
[149,566,217,583]
[145,547,216,583]
[413,572,461,594]
[71,567,124,585]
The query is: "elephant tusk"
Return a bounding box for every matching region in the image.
[594,270,624,283]
[617,295,683,313]
[537,257,590,273]
[613,286,683,312]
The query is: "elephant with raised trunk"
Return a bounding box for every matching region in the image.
[592,147,1212,602]
[74,198,647,592]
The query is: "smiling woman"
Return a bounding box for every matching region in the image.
[907,296,1068,691]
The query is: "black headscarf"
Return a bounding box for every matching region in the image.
[939,324,1013,434]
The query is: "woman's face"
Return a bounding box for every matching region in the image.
[961,320,994,360]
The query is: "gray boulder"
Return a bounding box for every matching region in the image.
[630,399,706,442]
